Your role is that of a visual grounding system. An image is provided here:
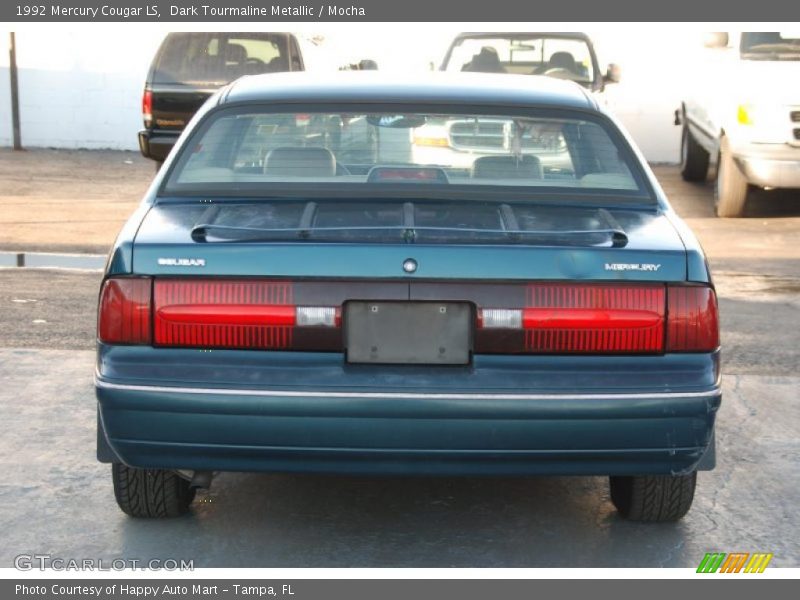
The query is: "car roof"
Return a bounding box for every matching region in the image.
[222,71,597,111]
[452,32,593,42]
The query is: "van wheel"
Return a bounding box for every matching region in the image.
[715,136,749,217]
[609,472,696,522]
[112,463,195,518]
[680,125,709,182]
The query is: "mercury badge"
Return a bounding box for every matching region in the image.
[402,258,418,273]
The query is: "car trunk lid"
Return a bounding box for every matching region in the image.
[132,200,688,281]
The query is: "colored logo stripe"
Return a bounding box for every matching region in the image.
[744,553,773,573]
[697,553,725,573]
[697,552,773,573]
[719,553,749,573]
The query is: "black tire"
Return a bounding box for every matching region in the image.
[112,463,195,518]
[609,472,696,522]
[715,135,750,217]
[680,124,710,182]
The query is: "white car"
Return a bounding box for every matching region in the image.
[411,32,620,175]
[677,31,800,217]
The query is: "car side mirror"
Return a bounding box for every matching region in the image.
[604,63,621,84]
[703,32,729,48]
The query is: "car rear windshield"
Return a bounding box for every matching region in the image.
[164,107,650,200]
[443,36,595,86]
[740,32,800,60]
[153,33,298,85]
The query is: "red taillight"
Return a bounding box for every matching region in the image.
[98,278,152,345]
[153,280,339,350]
[478,284,666,353]
[477,283,719,354]
[157,304,297,326]
[523,283,665,353]
[142,89,152,127]
[97,278,719,356]
[666,285,720,352]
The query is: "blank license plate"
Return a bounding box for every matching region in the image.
[345,302,472,365]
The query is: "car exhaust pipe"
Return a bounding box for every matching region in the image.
[176,470,214,489]
[189,470,214,490]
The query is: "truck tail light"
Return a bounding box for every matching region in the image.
[153,280,340,350]
[476,283,720,354]
[98,277,152,345]
[142,89,153,127]
[666,285,719,352]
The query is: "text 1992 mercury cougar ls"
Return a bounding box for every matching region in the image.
[96,72,720,521]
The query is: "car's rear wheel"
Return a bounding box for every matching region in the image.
[112,463,195,518]
[609,472,697,522]
[715,136,750,217]
[679,124,709,182]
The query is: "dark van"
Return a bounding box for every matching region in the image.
[138,32,304,167]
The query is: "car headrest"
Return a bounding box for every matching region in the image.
[225,43,247,64]
[471,155,544,180]
[263,147,337,177]
[548,52,577,72]
[462,47,505,73]
[268,56,290,72]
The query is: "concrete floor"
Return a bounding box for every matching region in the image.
[0,152,798,567]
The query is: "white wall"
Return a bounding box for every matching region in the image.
[0,24,714,162]
[0,27,163,149]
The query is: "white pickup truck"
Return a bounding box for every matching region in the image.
[677,32,800,217]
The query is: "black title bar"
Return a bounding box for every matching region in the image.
[3,0,799,21]
[3,579,796,600]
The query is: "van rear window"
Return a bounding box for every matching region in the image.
[153,32,298,85]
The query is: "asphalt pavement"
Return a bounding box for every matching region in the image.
[0,154,798,567]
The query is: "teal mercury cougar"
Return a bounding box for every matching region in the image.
[96,72,721,521]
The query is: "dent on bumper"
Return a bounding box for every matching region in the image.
[96,378,721,477]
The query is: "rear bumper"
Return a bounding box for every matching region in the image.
[138,129,180,162]
[96,349,721,476]
[733,143,800,188]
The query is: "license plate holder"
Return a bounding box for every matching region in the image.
[345,301,472,365]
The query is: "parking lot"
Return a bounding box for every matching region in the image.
[0,149,798,567]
